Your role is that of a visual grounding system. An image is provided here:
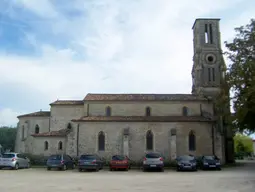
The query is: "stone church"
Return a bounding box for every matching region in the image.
[15,18,234,164]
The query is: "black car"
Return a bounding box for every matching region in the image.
[200,155,221,170]
[176,155,197,171]
[46,154,75,171]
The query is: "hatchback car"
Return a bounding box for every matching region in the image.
[46,154,75,171]
[176,155,197,171]
[142,152,164,172]
[109,155,130,171]
[0,153,30,170]
[78,154,104,172]
[200,155,221,170]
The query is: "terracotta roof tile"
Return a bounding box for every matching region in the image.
[50,100,84,105]
[31,129,70,137]
[72,116,215,122]
[84,93,207,101]
[17,111,50,118]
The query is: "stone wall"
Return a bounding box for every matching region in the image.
[87,101,214,116]
[15,117,50,153]
[50,105,84,131]
[76,121,215,162]
[32,137,66,156]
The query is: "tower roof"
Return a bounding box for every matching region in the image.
[192,18,221,29]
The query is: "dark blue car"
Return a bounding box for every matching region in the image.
[200,155,221,170]
[176,155,197,171]
[46,154,75,171]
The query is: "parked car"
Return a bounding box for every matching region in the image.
[78,154,104,172]
[46,154,75,171]
[0,152,30,170]
[200,155,221,170]
[109,155,131,171]
[142,152,164,172]
[176,155,197,171]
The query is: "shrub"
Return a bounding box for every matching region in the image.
[23,153,48,166]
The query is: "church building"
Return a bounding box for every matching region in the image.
[15,18,233,164]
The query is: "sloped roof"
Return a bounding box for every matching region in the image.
[17,111,50,118]
[72,116,215,122]
[31,128,70,137]
[50,100,84,105]
[83,93,207,101]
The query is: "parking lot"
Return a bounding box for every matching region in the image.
[0,161,255,192]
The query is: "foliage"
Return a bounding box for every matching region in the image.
[224,19,255,133]
[23,153,49,166]
[0,126,17,152]
[233,134,253,158]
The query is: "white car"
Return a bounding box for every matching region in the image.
[0,153,30,170]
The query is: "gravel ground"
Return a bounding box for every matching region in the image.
[0,161,254,192]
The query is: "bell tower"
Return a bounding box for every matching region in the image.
[191,18,226,97]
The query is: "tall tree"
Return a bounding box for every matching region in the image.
[0,126,17,152]
[225,19,255,133]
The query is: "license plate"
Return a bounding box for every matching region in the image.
[209,165,216,167]
[150,165,156,167]
[84,162,90,164]
[184,166,191,168]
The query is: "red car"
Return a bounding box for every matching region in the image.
[109,155,131,171]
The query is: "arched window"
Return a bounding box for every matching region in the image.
[35,125,40,134]
[182,106,188,116]
[146,130,153,150]
[22,126,25,139]
[189,131,196,151]
[98,131,105,151]
[105,106,111,116]
[145,107,151,116]
[44,141,49,150]
[58,141,63,150]
[67,123,72,130]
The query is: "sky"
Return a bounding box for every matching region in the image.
[0,0,254,133]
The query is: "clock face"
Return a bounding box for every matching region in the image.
[205,54,216,64]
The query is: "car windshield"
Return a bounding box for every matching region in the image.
[80,155,96,160]
[146,153,160,158]
[178,155,195,161]
[112,155,125,160]
[49,155,62,160]
[2,154,15,158]
[204,156,216,160]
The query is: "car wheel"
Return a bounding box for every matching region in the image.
[95,167,99,172]
[142,167,146,172]
[78,168,83,172]
[14,163,19,170]
[62,165,67,171]
[47,167,51,171]
[160,168,164,172]
[217,167,222,171]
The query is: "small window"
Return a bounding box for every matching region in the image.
[146,130,153,150]
[22,126,25,139]
[188,131,196,151]
[145,107,151,116]
[208,68,211,81]
[44,141,49,150]
[98,131,105,151]
[67,123,72,129]
[35,125,40,134]
[182,106,188,116]
[105,106,111,116]
[58,141,63,150]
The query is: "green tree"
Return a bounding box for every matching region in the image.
[224,19,255,133]
[0,126,17,152]
[234,134,253,156]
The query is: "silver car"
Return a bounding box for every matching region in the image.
[142,152,164,172]
[0,153,30,170]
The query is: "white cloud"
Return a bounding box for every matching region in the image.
[0,108,24,127]
[0,0,254,126]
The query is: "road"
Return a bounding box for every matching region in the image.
[0,161,254,192]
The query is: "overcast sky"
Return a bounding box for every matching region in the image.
[0,0,254,128]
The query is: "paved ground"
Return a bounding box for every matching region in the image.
[0,161,255,192]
